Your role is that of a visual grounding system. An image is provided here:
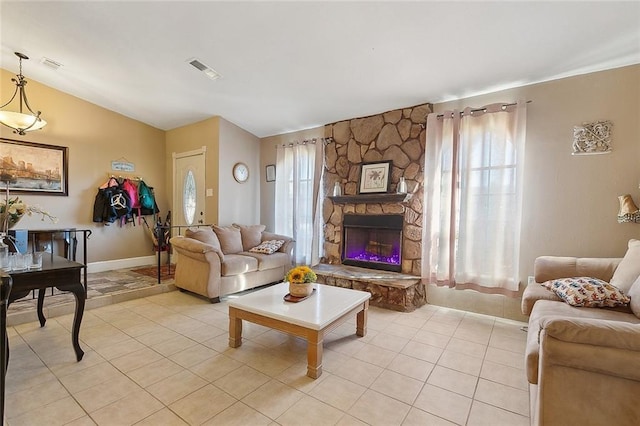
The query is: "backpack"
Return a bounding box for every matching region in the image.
[138,180,156,210]
[109,184,132,224]
[121,179,140,208]
[122,179,142,224]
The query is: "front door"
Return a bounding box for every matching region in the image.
[173,149,206,227]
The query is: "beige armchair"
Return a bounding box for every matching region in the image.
[170,225,294,302]
[523,241,640,425]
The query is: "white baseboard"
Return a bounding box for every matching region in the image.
[87,254,167,273]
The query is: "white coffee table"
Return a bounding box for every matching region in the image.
[228,282,371,379]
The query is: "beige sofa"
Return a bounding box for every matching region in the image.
[170,224,294,302]
[522,239,640,426]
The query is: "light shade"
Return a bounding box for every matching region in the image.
[0,52,46,135]
[0,111,46,133]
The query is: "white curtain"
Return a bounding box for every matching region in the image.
[275,141,324,265]
[422,101,527,294]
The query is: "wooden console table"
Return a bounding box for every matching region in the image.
[7,255,86,361]
[0,256,85,425]
[25,229,91,291]
[0,271,11,424]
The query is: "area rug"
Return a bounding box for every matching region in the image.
[131,264,175,279]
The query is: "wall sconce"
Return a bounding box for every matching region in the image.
[617,194,640,223]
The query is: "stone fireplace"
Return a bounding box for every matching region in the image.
[316,103,432,311]
[321,102,432,276]
[342,213,403,272]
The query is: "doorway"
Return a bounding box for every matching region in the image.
[173,148,206,227]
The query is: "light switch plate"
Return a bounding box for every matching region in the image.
[206,188,213,197]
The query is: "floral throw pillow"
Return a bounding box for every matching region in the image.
[542,277,630,308]
[249,240,285,255]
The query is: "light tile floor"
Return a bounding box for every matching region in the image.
[4,288,529,425]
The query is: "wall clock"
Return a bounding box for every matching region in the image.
[232,162,249,183]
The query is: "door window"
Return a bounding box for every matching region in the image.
[183,170,196,225]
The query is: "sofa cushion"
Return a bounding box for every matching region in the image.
[610,239,640,293]
[542,277,630,308]
[241,251,290,271]
[220,254,258,276]
[213,225,244,254]
[184,227,224,261]
[233,223,266,251]
[628,275,640,319]
[249,240,285,255]
[525,300,640,384]
[534,256,621,283]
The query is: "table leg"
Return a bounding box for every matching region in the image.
[66,286,85,361]
[228,310,242,348]
[37,289,46,327]
[307,330,323,379]
[356,300,369,337]
[0,277,10,424]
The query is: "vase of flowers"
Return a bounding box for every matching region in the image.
[0,184,57,235]
[285,265,317,297]
[0,196,57,232]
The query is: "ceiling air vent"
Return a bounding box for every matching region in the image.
[40,57,62,70]
[187,57,221,80]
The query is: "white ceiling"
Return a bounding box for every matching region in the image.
[1,1,639,138]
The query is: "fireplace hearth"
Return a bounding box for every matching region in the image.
[342,214,403,272]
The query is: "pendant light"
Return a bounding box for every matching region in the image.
[0,52,47,135]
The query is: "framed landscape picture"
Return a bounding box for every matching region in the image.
[0,138,68,195]
[358,160,392,194]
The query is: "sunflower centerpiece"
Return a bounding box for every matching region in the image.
[285,265,317,298]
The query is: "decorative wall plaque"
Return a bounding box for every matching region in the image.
[572,120,612,155]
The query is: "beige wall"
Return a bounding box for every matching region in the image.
[0,69,167,263]
[260,126,324,231]
[218,118,261,226]
[165,117,220,225]
[430,64,640,320]
[257,65,639,321]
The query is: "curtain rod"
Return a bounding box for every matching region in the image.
[277,137,334,148]
[433,100,532,120]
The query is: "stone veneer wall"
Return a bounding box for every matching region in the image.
[322,103,432,275]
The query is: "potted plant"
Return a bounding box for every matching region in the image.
[285,265,317,297]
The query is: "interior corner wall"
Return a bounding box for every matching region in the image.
[0,68,166,263]
[431,64,640,321]
[260,126,325,232]
[217,118,261,226]
[165,117,220,226]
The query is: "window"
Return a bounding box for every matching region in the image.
[423,102,527,293]
[183,170,196,225]
[274,141,322,265]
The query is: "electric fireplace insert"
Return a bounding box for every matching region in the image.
[341,214,403,272]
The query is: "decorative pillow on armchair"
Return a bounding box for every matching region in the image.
[249,240,285,255]
[628,275,640,319]
[609,239,640,293]
[542,277,630,308]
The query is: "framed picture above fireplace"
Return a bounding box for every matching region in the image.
[358,160,392,194]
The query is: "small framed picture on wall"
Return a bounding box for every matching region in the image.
[358,160,392,194]
[266,164,276,182]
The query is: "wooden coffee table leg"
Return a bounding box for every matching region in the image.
[356,300,369,337]
[307,330,323,379]
[228,308,243,348]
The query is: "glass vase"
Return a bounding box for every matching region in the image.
[332,182,342,197]
[397,177,408,194]
[0,233,9,271]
